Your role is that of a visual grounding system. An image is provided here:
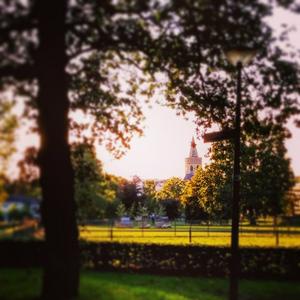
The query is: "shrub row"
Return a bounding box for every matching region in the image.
[81,242,300,279]
[0,240,44,267]
[0,241,299,279]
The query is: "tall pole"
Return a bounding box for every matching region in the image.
[229,61,242,300]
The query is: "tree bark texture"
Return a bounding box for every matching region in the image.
[36,0,79,299]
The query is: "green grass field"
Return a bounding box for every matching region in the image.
[1,222,300,248]
[0,268,300,300]
[80,225,300,248]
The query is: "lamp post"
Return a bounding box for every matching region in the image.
[225,48,257,300]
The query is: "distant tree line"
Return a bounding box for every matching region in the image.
[4,139,295,225]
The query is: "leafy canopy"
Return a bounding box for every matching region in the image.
[1,0,299,159]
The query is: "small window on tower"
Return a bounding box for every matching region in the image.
[190,166,193,172]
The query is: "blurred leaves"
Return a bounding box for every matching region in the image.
[2,0,299,158]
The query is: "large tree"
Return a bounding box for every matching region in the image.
[10,142,121,220]
[143,179,160,214]
[195,127,295,224]
[156,177,186,219]
[71,143,117,221]
[156,177,186,202]
[183,167,227,221]
[0,1,151,298]
[118,178,143,216]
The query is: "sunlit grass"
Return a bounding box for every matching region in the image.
[1,222,299,247]
[80,225,300,247]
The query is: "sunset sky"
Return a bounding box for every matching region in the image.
[11,6,300,181]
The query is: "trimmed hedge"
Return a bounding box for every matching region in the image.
[81,242,300,279]
[0,241,299,279]
[0,240,43,267]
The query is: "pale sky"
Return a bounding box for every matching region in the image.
[96,106,210,180]
[96,7,300,180]
[9,5,300,180]
[96,103,300,180]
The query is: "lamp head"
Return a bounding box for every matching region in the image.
[225,47,257,67]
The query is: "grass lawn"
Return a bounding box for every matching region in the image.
[0,269,300,300]
[80,226,300,248]
[1,222,300,248]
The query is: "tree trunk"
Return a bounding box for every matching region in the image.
[36,0,79,299]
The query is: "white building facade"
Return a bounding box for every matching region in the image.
[184,137,202,180]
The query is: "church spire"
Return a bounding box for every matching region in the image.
[189,137,199,157]
[184,137,202,180]
[191,137,196,148]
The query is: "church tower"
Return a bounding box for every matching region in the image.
[184,137,202,180]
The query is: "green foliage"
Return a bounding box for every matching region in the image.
[155,204,166,217]
[184,168,223,221]
[72,143,118,221]
[0,100,18,174]
[183,124,295,223]
[0,176,8,204]
[194,131,295,223]
[143,180,156,199]
[150,1,299,222]
[2,1,299,159]
[150,1,300,135]
[160,199,181,220]
[1,1,299,222]
[0,100,18,204]
[80,242,300,279]
[136,203,148,218]
[12,143,127,220]
[5,179,41,201]
[118,179,143,215]
[69,52,145,158]
[156,178,186,219]
[143,180,160,214]
[156,177,186,203]
[116,202,127,218]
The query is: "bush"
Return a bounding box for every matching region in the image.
[80,242,300,279]
[0,241,44,267]
[0,241,299,279]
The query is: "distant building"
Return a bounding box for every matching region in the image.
[154,179,166,191]
[1,195,41,220]
[184,137,202,180]
[138,137,202,190]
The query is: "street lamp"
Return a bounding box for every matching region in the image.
[226,48,256,67]
[225,47,257,300]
